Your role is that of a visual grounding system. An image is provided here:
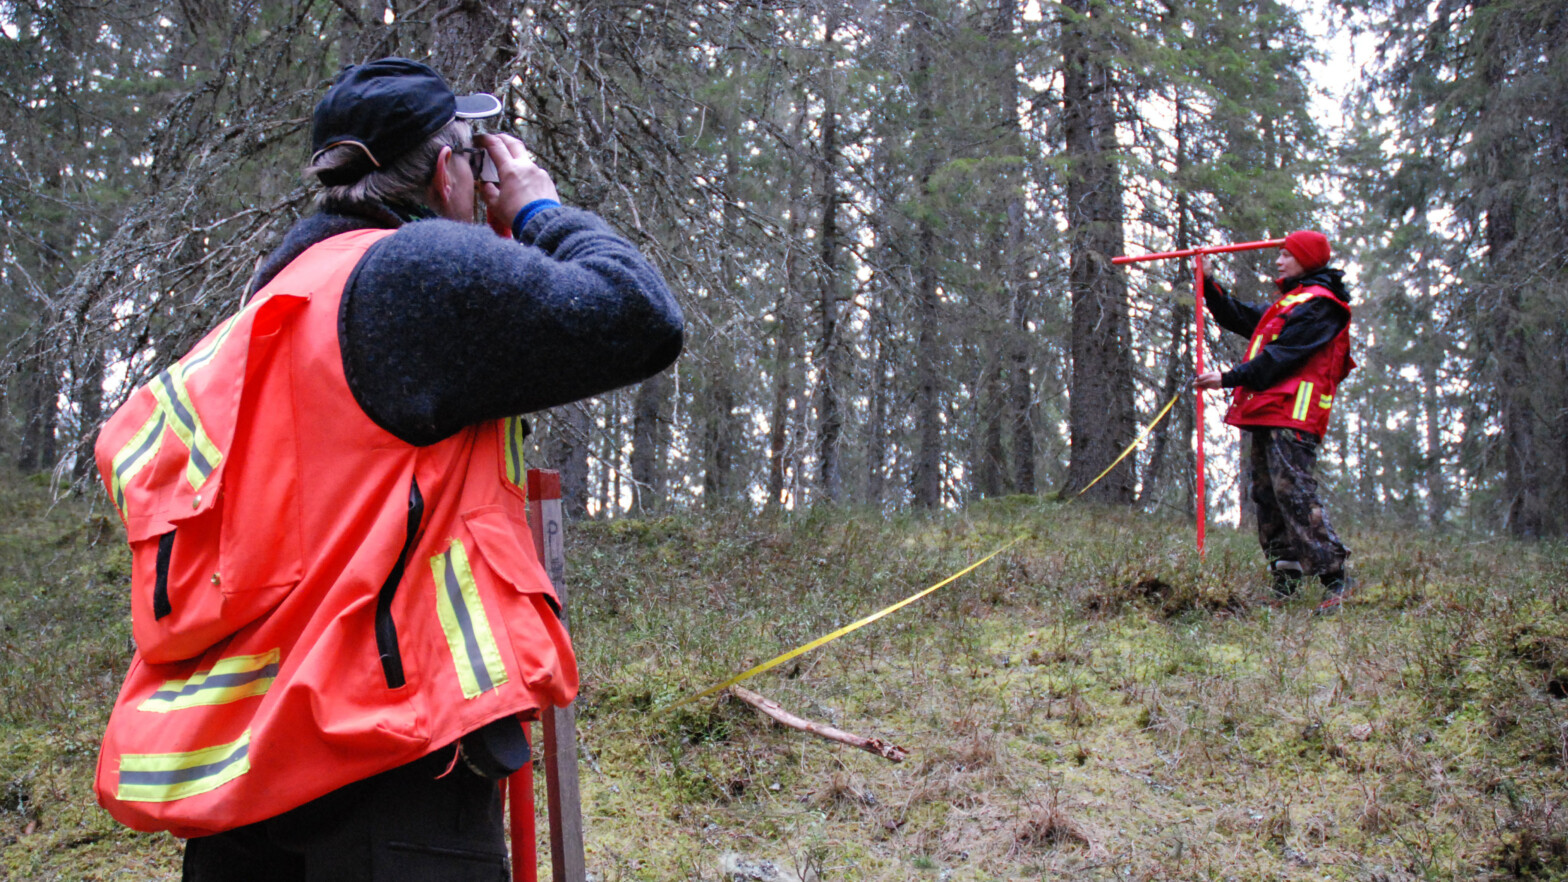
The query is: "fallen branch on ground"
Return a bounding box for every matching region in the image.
[729,685,909,762]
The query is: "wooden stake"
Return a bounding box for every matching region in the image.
[729,685,909,762]
[527,470,586,882]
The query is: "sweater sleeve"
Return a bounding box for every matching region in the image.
[339,206,685,446]
[1202,279,1265,339]
[1220,298,1349,391]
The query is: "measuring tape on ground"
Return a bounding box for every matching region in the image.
[664,391,1179,711]
[663,533,1027,711]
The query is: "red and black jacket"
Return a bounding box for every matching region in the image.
[1217,280,1354,437]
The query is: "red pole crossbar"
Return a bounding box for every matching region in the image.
[1112,237,1288,559]
[1111,238,1286,265]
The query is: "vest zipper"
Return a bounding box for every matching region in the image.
[375,477,424,689]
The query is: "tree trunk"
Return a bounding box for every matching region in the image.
[767,110,810,511]
[702,377,736,508]
[814,6,845,504]
[910,31,943,510]
[1478,17,1544,537]
[554,404,591,520]
[1140,96,1191,509]
[977,358,1006,499]
[17,342,60,475]
[866,281,891,506]
[703,141,744,509]
[630,373,669,515]
[71,344,104,483]
[1418,267,1448,528]
[990,0,1035,496]
[1060,0,1134,503]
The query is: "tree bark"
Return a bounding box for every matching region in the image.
[554,404,591,520]
[1475,9,1550,536]
[17,337,60,475]
[703,143,744,509]
[702,378,735,508]
[990,0,1035,496]
[1140,94,1191,509]
[71,344,104,483]
[910,28,943,510]
[1417,266,1449,528]
[1060,0,1134,503]
[767,108,810,512]
[630,373,669,515]
[814,6,845,503]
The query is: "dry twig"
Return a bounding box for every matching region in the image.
[729,685,908,762]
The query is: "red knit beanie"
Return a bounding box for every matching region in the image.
[1283,230,1331,271]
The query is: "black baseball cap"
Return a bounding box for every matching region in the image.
[310,57,502,184]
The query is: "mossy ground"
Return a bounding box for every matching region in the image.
[3,478,1566,880]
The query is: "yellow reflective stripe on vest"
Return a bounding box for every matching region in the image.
[181,312,241,375]
[1248,293,1316,360]
[110,311,246,513]
[149,369,223,490]
[1293,381,1315,421]
[137,649,281,713]
[116,730,251,803]
[504,417,527,492]
[1248,332,1281,361]
[431,541,509,699]
[110,410,167,518]
[1319,393,1333,409]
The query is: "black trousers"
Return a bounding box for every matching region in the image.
[1249,427,1349,576]
[182,748,509,882]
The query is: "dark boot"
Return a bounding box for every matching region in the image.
[1315,571,1351,615]
[1270,560,1304,599]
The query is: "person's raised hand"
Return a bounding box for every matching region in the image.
[1193,371,1224,391]
[476,132,560,238]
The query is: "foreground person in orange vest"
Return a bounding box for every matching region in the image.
[1194,231,1354,613]
[93,58,683,879]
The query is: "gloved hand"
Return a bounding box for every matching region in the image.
[1201,274,1228,300]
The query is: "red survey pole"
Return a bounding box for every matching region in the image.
[1193,252,1207,556]
[1112,237,1286,558]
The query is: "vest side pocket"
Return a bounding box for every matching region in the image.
[460,507,578,706]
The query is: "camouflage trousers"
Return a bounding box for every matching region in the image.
[1249,427,1348,576]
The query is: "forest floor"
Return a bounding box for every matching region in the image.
[2,475,1567,881]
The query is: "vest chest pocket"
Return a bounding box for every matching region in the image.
[129,487,303,665]
[106,291,311,665]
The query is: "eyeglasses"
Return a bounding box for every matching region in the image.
[453,147,488,180]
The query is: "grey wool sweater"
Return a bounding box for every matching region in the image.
[248,200,684,445]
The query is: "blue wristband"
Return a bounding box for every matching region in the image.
[511,199,562,239]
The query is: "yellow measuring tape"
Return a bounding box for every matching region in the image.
[664,534,1027,711]
[663,391,1181,711]
[1073,392,1180,498]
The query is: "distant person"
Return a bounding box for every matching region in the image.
[92,57,683,878]
[1194,230,1354,613]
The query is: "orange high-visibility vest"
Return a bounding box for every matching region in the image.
[1225,285,1354,438]
[93,229,576,837]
